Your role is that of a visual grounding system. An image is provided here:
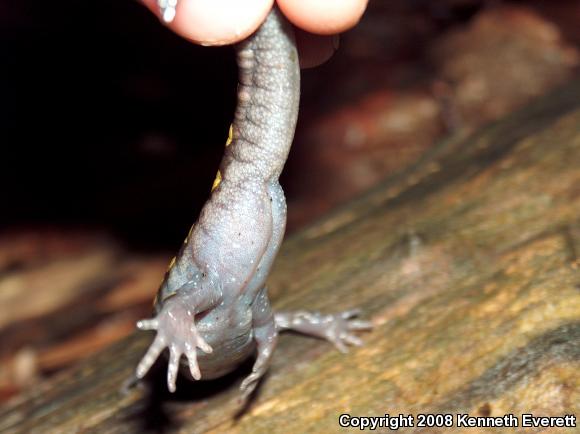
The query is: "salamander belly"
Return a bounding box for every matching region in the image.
[181,306,256,380]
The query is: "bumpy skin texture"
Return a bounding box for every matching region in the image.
[136,5,372,399]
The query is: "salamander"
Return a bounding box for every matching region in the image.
[136,3,372,401]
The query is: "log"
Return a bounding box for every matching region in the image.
[2,79,580,433]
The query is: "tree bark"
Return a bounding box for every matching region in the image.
[2,80,580,433]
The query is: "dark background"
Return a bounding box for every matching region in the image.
[0,0,492,249]
[2,0,238,248]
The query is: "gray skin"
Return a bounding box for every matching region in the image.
[136,5,372,400]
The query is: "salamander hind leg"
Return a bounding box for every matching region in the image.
[240,287,278,402]
[275,309,373,353]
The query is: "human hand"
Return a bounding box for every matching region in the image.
[140,0,368,67]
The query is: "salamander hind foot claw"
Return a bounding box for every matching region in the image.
[275,308,373,354]
[325,309,374,353]
[239,371,262,403]
[136,297,212,392]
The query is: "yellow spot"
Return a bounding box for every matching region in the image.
[211,170,222,191]
[225,124,233,147]
[154,290,178,307]
[167,256,176,271]
[209,125,232,193]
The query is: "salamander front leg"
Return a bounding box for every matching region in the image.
[136,296,212,392]
[135,279,222,392]
[275,309,373,353]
